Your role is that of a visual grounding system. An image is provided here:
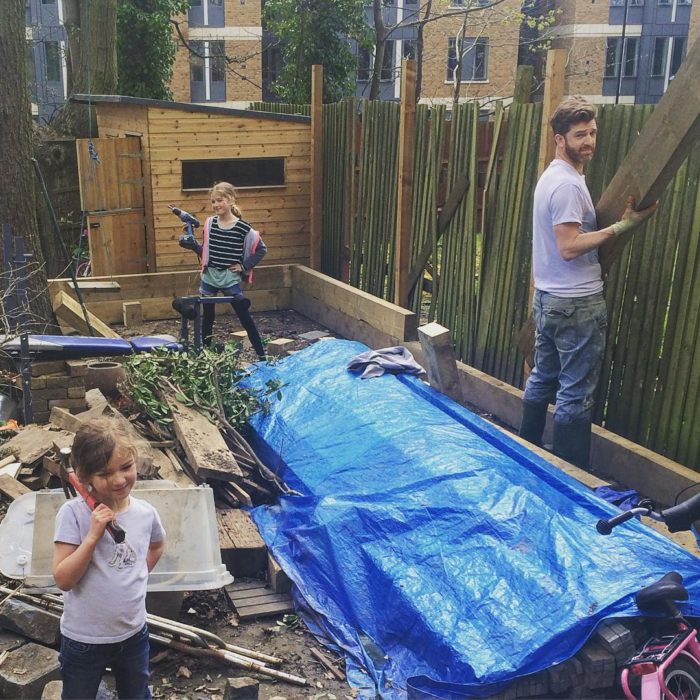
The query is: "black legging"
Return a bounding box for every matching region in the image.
[202,296,265,358]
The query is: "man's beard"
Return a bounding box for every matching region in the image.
[565,141,594,165]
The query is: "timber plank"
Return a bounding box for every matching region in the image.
[225,581,294,620]
[165,395,242,481]
[52,290,121,338]
[292,265,416,341]
[0,426,73,465]
[0,474,31,501]
[217,509,267,576]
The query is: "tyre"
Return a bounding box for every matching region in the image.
[663,656,700,700]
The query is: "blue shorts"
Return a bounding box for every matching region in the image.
[199,280,243,298]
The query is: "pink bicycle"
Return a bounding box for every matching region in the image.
[597,493,700,700]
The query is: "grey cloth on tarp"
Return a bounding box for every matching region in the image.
[347,346,426,379]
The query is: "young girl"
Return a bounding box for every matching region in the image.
[180,181,267,359]
[53,417,166,700]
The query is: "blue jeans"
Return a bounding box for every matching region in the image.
[60,624,151,699]
[199,280,242,297]
[523,290,607,424]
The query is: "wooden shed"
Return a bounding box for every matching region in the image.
[71,95,311,276]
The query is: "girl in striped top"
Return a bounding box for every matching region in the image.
[196,181,267,358]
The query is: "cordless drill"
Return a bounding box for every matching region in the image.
[169,205,201,251]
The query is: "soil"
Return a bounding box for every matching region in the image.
[117,309,354,698]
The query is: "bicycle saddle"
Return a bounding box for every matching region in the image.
[635,571,689,608]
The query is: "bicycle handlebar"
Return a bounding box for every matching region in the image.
[596,493,700,536]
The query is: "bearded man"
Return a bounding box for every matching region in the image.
[519,96,657,468]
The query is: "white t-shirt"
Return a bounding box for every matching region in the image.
[54,495,165,644]
[532,158,603,297]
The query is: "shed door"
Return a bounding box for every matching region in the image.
[76,136,148,276]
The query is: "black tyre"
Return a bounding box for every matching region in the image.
[663,656,700,700]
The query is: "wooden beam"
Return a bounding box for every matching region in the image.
[598,37,700,272]
[52,290,120,338]
[309,64,323,271]
[164,394,243,482]
[513,64,534,104]
[394,59,417,309]
[418,322,463,403]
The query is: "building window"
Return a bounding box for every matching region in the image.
[44,40,61,82]
[189,40,226,101]
[357,46,371,82]
[182,158,286,190]
[356,42,395,82]
[447,37,489,81]
[652,36,687,77]
[604,36,639,78]
[380,41,394,81]
[188,0,224,28]
[403,40,416,61]
[611,0,643,6]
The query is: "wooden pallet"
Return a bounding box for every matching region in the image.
[225,580,294,620]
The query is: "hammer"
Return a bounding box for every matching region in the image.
[57,446,127,544]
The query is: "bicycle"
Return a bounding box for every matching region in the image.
[597,492,700,700]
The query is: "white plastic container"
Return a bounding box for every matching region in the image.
[0,484,232,592]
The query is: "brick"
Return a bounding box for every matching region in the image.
[41,680,62,699]
[0,598,61,645]
[0,642,61,699]
[30,361,65,377]
[32,388,70,401]
[48,398,88,412]
[65,360,89,377]
[224,676,259,699]
[267,552,291,594]
[67,386,86,399]
[45,376,69,389]
[266,338,294,357]
[32,411,51,425]
[231,330,251,349]
[123,301,143,327]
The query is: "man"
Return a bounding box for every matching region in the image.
[519,96,657,468]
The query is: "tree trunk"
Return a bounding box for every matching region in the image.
[0,0,57,332]
[369,0,387,101]
[414,0,432,103]
[53,0,118,137]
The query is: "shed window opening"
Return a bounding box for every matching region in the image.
[182,158,286,190]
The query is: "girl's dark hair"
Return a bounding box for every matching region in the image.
[71,416,139,481]
[550,96,597,136]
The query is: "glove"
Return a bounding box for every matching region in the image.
[611,196,658,236]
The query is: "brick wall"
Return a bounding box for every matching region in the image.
[420,0,523,102]
[560,36,609,97]
[169,2,262,105]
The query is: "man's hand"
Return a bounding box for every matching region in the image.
[611,196,659,236]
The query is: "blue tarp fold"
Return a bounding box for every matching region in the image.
[243,340,700,698]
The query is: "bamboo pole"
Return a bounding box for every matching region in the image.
[310,65,324,271]
[394,59,417,308]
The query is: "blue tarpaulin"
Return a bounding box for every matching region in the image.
[243,340,700,698]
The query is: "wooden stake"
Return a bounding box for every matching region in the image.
[310,64,324,271]
[394,59,417,309]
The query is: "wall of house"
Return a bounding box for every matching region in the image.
[169,1,263,108]
[419,0,524,104]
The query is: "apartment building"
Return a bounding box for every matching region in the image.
[354,0,525,105]
[25,0,68,124]
[170,0,263,107]
[551,0,698,103]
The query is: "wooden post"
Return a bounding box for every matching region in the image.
[523,49,568,371]
[537,49,567,177]
[310,64,324,271]
[418,322,464,403]
[513,65,534,104]
[394,59,416,309]
[598,37,700,272]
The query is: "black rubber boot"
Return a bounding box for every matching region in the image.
[231,296,265,359]
[552,419,592,469]
[518,400,549,447]
[201,304,216,348]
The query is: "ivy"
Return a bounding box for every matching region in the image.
[116,0,189,100]
[122,343,283,429]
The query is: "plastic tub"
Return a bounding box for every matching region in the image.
[0,484,232,592]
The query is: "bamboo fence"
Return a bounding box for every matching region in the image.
[320,99,700,471]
